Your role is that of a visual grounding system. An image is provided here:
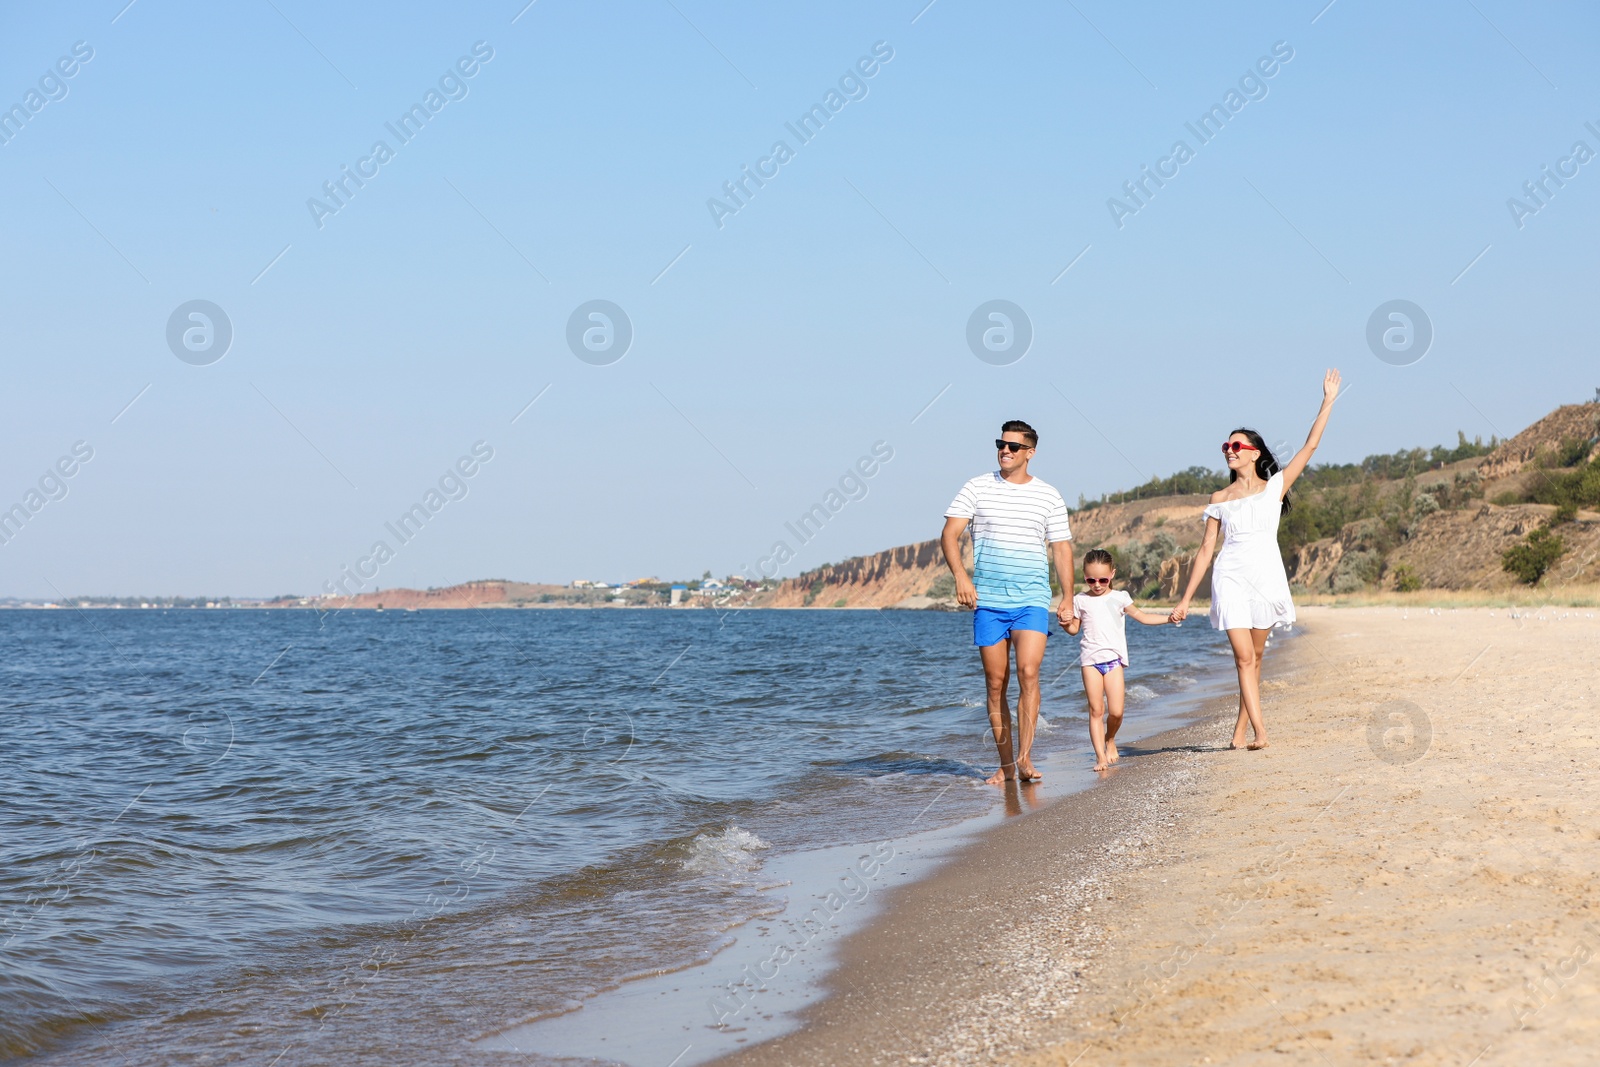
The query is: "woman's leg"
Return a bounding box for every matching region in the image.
[1248,628,1271,749]
[1226,627,1267,748]
[1082,666,1109,771]
[1103,665,1126,763]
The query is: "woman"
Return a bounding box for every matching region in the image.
[1172,369,1341,750]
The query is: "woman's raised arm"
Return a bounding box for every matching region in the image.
[1278,368,1341,496]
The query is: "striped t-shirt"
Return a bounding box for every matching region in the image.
[946,472,1072,609]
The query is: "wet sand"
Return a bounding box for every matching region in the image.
[713,605,1600,1066]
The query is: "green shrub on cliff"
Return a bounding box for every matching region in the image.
[1502,527,1566,585]
[1389,564,1422,593]
[1529,455,1600,510]
[1331,549,1382,593]
[1536,437,1595,469]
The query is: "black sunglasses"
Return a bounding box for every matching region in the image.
[995,440,1031,453]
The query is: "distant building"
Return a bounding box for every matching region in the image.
[670,584,687,606]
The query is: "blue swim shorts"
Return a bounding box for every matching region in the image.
[973,605,1051,647]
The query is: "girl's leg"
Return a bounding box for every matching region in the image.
[1226,628,1267,748]
[1082,667,1109,771]
[1103,665,1126,763]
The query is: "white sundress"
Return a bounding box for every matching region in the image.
[1203,471,1296,631]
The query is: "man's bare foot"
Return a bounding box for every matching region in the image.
[985,767,1016,785]
[1017,761,1042,782]
[1247,740,1270,751]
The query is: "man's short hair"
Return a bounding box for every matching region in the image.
[1000,419,1037,446]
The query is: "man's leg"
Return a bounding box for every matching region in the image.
[979,639,1014,785]
[1011,629,1047,780]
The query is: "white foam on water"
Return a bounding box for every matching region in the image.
[1126,684,1159,704]
[681,826,772,876]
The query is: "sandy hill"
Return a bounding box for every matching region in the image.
[1476,402,1599,481]
[1289,403,1600,593]
[754,539,962,609]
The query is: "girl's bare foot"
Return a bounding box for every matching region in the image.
[1247,740,1270,751]
[1106,742,1120,764]
[1229,739,1247,750]
[1092,761,1107,772]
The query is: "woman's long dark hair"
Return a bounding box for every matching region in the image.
[1228,427,1290,513]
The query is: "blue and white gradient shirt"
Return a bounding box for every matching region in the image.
[946,473,1073,610]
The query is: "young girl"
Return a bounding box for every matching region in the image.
[1065,549,1172,771]
[1172,369,1341,751]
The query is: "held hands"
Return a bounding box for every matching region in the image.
[1169,600,1190,624]
[1056,599,1076,628]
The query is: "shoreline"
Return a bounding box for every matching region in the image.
[713,605,1600,1065]
[708,666,1237,1066]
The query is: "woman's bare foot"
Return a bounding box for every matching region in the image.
[1247,739,1270,751]
[985,766,1016,785]
[1092,761,1107,772]
[1106,742,1120,764]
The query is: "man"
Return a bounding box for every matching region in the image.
[940,421,1074,784]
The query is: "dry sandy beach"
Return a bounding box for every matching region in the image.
[714,604,1600,1066]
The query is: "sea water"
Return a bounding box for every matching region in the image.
[0,607,1234,1065]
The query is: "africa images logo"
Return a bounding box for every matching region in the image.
[1365,300,1432,367]
[565,301,633,366]
[166,300,234,366]
[966,300,1033,366]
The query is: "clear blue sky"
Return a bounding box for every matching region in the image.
[2,0,1595,597]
